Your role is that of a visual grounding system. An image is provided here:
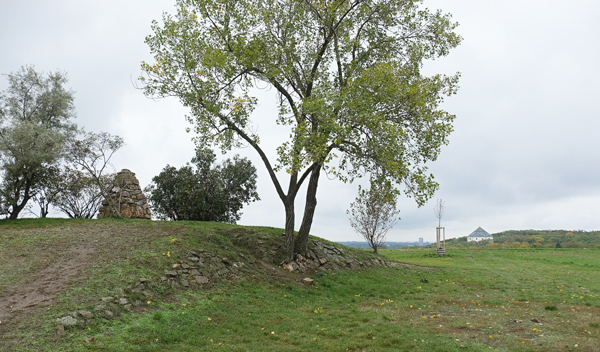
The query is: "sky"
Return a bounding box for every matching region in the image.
[0,0,599,243]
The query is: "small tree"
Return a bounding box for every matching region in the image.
[52,167,113,218]
[146,148,259,223]
[31,166,63,218]
[434,199,445,228]
[67,131,124,217]
[347,181,401,254]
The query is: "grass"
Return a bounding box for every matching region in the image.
[1,219,600,351]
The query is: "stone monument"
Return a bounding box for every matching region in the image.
[97,169,152,219]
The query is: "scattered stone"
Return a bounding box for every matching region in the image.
[182,279,190,287]
[124,304,132,311]
[164,270,177,277]
[56,325,65,336]
[283,263,294,272]
[319,258,327,265]
[172,263,181,269]
[97,169,152,219]
[101,297,112,302]
[94,304,105,311]
[105,310,114,317]
[85,337,95,343]
[182,264,190,269]
[190,269,200,276]
[189,256,200,262]
[56,316,77,326]
[142,290,154,298]
[119,298,128,305]
[78,310,93,318]
[302,278,314,285]
[139,278,148,283]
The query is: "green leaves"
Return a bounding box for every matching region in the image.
[140,0,461,255]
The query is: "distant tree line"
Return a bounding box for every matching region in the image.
[440,230,600,249]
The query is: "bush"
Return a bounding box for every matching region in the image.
[146,148,259,223]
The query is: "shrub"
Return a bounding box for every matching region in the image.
[146,148,259,223]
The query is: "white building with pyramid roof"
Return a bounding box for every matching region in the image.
[467,227,493,242]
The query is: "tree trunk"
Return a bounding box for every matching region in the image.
[284,200,296,262]
[8,182,32,220]
[295,165,321,255]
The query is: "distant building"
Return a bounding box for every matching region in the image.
[419,238,423,246]
[467,227,493,242]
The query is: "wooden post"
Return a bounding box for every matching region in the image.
[436,227,446,255]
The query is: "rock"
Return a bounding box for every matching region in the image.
[190,269,200,276]
[319,258,327,265]
[194,275,209,284]
[78,310,93,318]
[97,169,152,219]
[119,298,128,305]
[297,263,306,273]
[172,263,181,269]
[56,325,65,335]
[182,279,190,287]
[189,256,200,262]
[94,305,106,311]
[57,316,77,326]
[302,278,314,285]
[101,297,112,302]
[105,310,114,317]
[164,270,178,277]
[283,263,294,272]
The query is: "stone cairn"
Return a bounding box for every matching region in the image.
[97,169,151,219]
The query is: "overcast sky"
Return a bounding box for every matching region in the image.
[1,0,599,242]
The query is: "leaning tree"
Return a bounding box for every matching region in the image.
[140,0,461,260]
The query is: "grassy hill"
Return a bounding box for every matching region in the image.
[442,229,600,249]
[1,219,600,351]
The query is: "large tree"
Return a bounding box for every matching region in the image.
[141,0,461,260]
[0,66,77,219]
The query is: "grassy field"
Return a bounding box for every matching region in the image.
[1,219,599,351]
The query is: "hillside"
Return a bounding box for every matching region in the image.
[441,229,600,248]
[2,219,600,351]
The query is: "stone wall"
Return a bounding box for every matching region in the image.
[97,169,151,219]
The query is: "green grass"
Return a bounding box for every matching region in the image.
[2,220,600,351]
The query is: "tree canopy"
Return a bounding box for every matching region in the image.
[141,0,461,260]
[0,66,77,219]
[146,148,259,223]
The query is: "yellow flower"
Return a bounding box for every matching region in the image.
[147,301,151,304]
[489,335,493,338]
[208,317,212,321]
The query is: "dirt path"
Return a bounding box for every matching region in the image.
[0,241,97,335]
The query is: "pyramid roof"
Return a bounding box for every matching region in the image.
[467,227,492,238]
